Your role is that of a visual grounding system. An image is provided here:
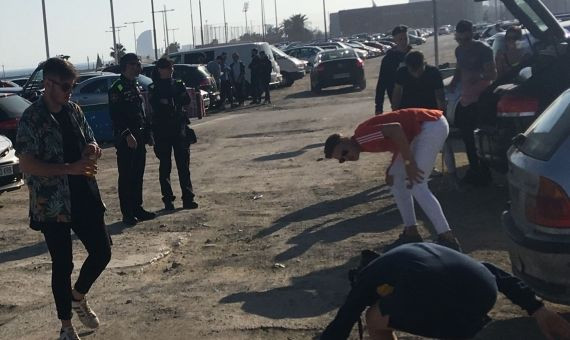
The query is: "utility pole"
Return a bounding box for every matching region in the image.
[110,0,118,64]
[125,20,144,55]
[260,0,266,39]
[322,0,328,41]
[2,65,5,79]
[223,0,228,43]
[274,0,278,29]
[151,0,159,59]
[154,6,174,53]
[432,0,439,67]
[108,25,126,44]
[243,2,249,34]
[199,0,204,46]
[190,0,196,47]
[168,28,179,43]
[41,0,50,59]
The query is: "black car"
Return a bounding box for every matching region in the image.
[142,64,220,108]
[310,48,366,93]
[0,93,31,143]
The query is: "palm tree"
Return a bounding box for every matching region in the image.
[110,43,127,60]
[283,14,311,42]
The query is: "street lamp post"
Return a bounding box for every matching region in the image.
[125,20,144,55]
[108,25,126,44]
[243,2,249,34]
[41,0,50,59]
[223,0,228,43]
[432,0,439,67]
[168,28,179,43]
[110,0,119,64]
[322,0,328,41]
[151,0,159,60]
[154,6,175,54]
[199,0,204,46]
[274,0,278,29]
[190,0,196,47]
[260,0,266,39]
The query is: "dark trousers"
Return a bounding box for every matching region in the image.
[233,80,244,104]
[250,75,261,102]
[260,78,271,102]
[455,102,486,173]
[154,135,194,204]
[41,214,111,320]
[116,132,146,218]
[220,80,233,106]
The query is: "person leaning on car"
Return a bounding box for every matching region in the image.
[108,53,156,226]
[148,57,198,211]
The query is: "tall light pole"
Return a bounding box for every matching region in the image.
[151,0,159,59]
[243,2,249,34]
[190,0,196,47]
[168,28,179,43]
[1,65,5,79]
[108,25,126,44]
[109,0,119,64]
[260,0,266,39]
[199,0,204,46]
[432,0,439,68]
[125,20,144,55]
[41,0,50,59]
[274,0,278,29]
[322,0,328,41]
[154,6,175,53]
[223,0,228,43]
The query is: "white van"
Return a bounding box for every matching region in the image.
[270,46,306,87]
[169,42,282,89]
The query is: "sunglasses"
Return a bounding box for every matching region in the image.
[128,62,142,67]
[48,78,74,92]
[338,149,349,163]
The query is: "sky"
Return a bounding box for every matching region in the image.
[0,0,407,72]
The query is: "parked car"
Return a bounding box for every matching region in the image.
[310,48,366,93]
[0,134,24,194]
[142,64,219,108]
[346,41,382,58]
[270,46,306,87]
[0,93,31,142]
[314,41,369,59]
[284,46,324,71]
[503,88,570,305]
[0,80,19,88]
[70,74,153,142]
[76,71,114,84]
[8,78,28,87]
[408,34,427,45]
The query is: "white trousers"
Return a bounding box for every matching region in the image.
[388,117,451,234]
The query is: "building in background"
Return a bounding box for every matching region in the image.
[137,30,154,60]
[330,0,486,36]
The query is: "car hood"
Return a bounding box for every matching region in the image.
[479,0,567,42]
[0,135,12,155]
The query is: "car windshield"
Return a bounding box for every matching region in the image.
[319,49,356,62]
[0,95,31,119]
[519,91,570,160]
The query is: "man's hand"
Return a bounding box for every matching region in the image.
[126,134,138,149]
[83,143,102,160]
[405,160,424,188]
[532,306,570,340]
[68,159,97,177]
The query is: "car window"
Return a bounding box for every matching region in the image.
[319,49,356,62]
[520,91,570,160]
[288,50,299,58]
[514,0,549,33]
[80,79,109,94]
[0,95,31,119]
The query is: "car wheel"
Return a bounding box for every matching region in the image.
[355,78,366,91]
[283,75,294,87]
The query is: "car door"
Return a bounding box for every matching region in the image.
[76,77,111,106]
[75,78,114,142]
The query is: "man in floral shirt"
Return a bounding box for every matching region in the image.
[15,57,111,340]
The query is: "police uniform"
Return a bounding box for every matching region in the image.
[108,73,153,222]
[148,78,196,209]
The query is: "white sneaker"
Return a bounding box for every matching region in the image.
[59,326,81,340]
[72,297,100,329]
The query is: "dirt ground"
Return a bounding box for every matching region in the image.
[1,36,569,340]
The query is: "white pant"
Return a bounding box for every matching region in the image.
[388,117,451,234]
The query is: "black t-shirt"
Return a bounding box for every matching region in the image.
[395,65,443,109]
[52,108,100,220]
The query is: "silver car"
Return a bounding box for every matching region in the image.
[71,74,153,106]
[503,88,570,305]
[0,134,24,194]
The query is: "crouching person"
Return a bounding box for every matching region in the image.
[321,243,570,340]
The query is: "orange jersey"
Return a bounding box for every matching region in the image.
[352,108,443,153]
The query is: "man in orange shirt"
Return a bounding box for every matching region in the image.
[324,108,460,251]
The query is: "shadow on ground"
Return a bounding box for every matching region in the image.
[253,143,324,162]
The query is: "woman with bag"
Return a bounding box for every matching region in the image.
[149,57,198,211]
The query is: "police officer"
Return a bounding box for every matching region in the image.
[148,57,198,211]
[108,53,156,226]
[321,243,570,340]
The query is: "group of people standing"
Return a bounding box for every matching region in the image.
[322,21,570,340]
[206,48,273,109]
[15,53,199,339]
